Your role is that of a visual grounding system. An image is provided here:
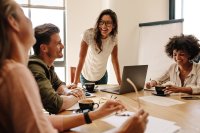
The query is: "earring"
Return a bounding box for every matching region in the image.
[189,59,193,63]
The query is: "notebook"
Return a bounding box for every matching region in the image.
[100,65,148,94]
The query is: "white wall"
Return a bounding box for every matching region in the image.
[139,22,183,82]
[66,0,169,83]
[66,0,102,65]
[107,0,169,83]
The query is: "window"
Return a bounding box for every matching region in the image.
[15,0,66,82]
[173,0,200,39]
[172,0,200,62]
[174,0,182,19]
[181,0,200,39]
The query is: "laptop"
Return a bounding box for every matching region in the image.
[100,65,148,94]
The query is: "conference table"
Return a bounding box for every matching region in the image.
[59,87,200,133]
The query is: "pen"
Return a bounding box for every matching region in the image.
[110,95,117,100]
[110,95,113,99]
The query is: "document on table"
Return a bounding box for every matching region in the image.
[139,96,185,106]
[102,111,180,133]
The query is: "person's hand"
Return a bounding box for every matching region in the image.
[145,80,157,89]
[67,83,78,89]
[117,109,149,133]
[145,82,151,89]
[95,100,126,117]
[164,85,181,94]
[67,88,84,99]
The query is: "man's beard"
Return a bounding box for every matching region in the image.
[47,52,63,59]
[47,52,53,59]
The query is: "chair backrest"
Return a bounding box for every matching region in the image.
[70,67,80,83]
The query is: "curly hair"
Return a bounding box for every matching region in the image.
[94,9,118,53]
[165,34,200,60]
[33,23,60,56]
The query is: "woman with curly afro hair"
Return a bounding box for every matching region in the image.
[146,34,200,94]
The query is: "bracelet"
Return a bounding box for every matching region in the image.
[83,111,92,124]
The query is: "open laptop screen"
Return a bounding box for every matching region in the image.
[100,65,148,94]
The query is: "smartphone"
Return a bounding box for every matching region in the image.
[181,96,200,100]
[85,92,91,97]
[85,92,96,98]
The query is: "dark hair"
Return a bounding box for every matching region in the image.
[165,34,200,60]
[33,23,60,55]
[0,0,18,68]
[94,9,118,53]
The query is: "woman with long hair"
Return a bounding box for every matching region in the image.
[72,9,121,86]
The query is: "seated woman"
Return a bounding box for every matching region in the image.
[0,0,148,132]
[146,34,200,95]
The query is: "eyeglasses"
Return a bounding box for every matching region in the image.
[99,20,113,27]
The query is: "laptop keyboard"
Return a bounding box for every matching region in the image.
[112,86,120,91]
[101,86,120,91]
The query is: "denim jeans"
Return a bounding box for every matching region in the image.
[80,71,108,85]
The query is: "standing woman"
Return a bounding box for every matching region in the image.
[72,9,122,86]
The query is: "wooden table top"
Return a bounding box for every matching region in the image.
[59,89,200,133]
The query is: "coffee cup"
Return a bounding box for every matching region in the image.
[83,83,95,92]
[155,85,166,95]
[78,99,99,111]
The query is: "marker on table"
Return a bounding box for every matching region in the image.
[110,94,117,100]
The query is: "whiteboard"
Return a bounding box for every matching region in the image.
[138,21,183,81]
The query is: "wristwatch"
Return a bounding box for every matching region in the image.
[83,109,92,124]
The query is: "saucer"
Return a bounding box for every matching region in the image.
[86,89,98,93]
[152,91,168,96]
[73,109,82,114]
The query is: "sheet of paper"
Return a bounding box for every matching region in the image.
[102,111,180,133]
[146,116,179,133]
[139,96,185,106]
[164,125,181,133]
[103,124,180,133]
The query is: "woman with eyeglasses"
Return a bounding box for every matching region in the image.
[71,9,122,86]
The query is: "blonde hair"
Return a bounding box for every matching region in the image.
[0,0,18,68]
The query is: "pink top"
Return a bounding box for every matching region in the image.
[0,60,63,132]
